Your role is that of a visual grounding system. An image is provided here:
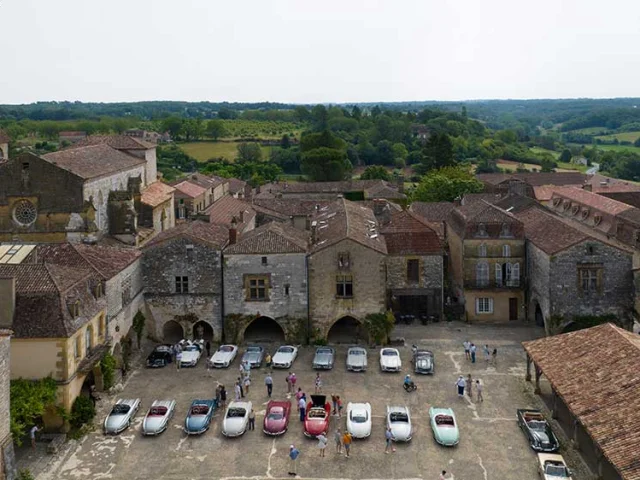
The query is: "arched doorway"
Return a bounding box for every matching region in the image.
[112,342,123,369]
[163,320,184,343]
[243,316,285,343]
[327,316,366,344]
[193,321,214,341]
[534,302,545,328]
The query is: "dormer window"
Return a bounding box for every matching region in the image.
[594,215,602,226]
[563,200,571,211]
[476,223,488,238]
[93,281,104,299]
[586,244,595,255]
[571,205,580,216]
[581,208,590,220]
[499,223,512,238]
[552,198,562,208]
[338,252,350,269]
[68,300,81,317]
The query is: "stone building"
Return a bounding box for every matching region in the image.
[308,199,387,342]
[251,198,331,230]
[0,328,15,480]
[256,180,405,202]
[173,180,208,220]
[476,172,587,197]
[203,195,256,233]
[142,221,229,343]
[170,173,226,212]
[381,210,444,320]
[446,201,525,322]
[0,129,9,161]
[409,201,455,240]
[223,222,310,343]
[139,181,175,236]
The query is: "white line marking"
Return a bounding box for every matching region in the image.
[477,454,488,480]
[266,438,277,478]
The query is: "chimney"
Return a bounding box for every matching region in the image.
[311,221,318,244]
[373,199,386,216]
[583,183,592,192]
[396,174,405,194]
[244,184,252,200]
[239,210,244,223]
[0,277,16,329]
[229,217,238,245]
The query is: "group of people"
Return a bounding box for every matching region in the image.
[463,340,497,365]
[455,374,483,403]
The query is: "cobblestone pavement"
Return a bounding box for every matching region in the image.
[27,321,588,480]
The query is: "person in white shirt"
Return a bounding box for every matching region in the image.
[30,425,40,449]
[298,395,307,422]
[455,376,466,397]
[476,379,484,403]
[463,340,471,360]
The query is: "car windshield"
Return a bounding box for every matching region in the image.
[435,415,455,427]
[268,408,284,420]
[149,406,167,416]
[190,405,209,415]
[246,346,261,352]
[111,404,130,415]
[155,346,171,353]
[350,350,365,356]
[417,358,432,367]
[528,420,547,430]
[278,347,294,353]
[545,463,569,477]
[185,345,200,352]
[227,408,246,418]
[382,350,398,356]
[308,408,326,419]
[317,348,332,354]
[350,411,368,423]
[390,412,408,423]
[220,346,234,352]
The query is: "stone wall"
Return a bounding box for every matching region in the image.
[526,242,552,328]
[0,334,12,459]
[385,254,443,290]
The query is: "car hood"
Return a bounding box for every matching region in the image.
[223,416,247,434]
[304,418,328,434]
[434,425,459,443]
[143,416,167,432]
[532,430,555,445]
[185,415,209,431]
[182,351,200,361]
[264,416,287,432]
[348,420,371,437]
[212,352,233,362]
[348,355,366,366]
[272,352,292,362]
[382,356,400,367]
[243,352,261,362]
[105,414,127,431]
[314,353,332,364]
[390,422,411,440]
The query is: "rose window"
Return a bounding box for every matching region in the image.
[13,200,37,226]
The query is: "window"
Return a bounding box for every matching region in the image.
[495,263,502,287]
[338,252,350,269]
[476,262,489,287]
[586,244,595,255]
[511,263,520,287]
[261,256,268,266]
[476,297,493,314]
[336,275,353,298]
[68,300,80,317]
[579,267,600,293]
[476,223,488,237]
[407,259,420,283]
[502,245,511,257]
[247,276,269,300]
[98,315,105,337]
[85,328,92,356]
[175,276,189,293]
[284,284,290,296]
[121,275,132,305]
[94,281,103,299]
[500,223,512,238]
[21,162,30,187]
[74,336,81,359]
[478,244,487,258]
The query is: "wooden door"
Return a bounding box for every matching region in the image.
[509,298,518,321]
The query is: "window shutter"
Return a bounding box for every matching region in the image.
[495,263,502,286]
[475,298,480,314]
[489,298,494,313]
[513,263,520,281]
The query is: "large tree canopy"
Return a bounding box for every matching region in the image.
[412,166,483,203]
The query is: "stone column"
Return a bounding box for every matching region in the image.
[525,354,532,382]
[571,419,581,450]
[534,366,542,394]
[551,390,558,419]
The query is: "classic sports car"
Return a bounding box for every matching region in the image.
[517,409,559,452]
[537,453,573,479]
[222,401,252,437]
[184,399,217,435]
[272,345,298,369]
[209,344,238,368]
[379,348,402,372]
[146,345,173,368]
[241,345,265,368]
[429,407,460,446]
[386,405,412,442]
[179,340,204,367]
[263,400,291,436]
[142,400,176,436]
[346,346,368,372]
[104,398,141,435]
[312,346,335,370]
[413,349,435,375]
[303,395,331,437]
[346,402,371,438]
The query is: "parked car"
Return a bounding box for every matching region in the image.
[379,348,401,372]
[179,340,204,367]
[272,345,298,369]
[517,409,560,452]
[209,344,238,368]
[413,349,435,375]
[312,346,335,370]
[104,398,141,435]
[146,345,173,368]
[263,400,291,436]
[346,402,372,438]
[142,400,176,436]
[537,453,573,479]
[222,401,252,437]
[346,346,368,372]
[429,407,459,446]
[386,405,412,441]
[242,345,265,368]
[303,395,331,437]
[184,399,217,435]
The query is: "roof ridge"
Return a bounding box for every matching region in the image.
[70,243,105,280]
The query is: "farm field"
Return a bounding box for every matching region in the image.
[529,147,560,158]
[568,143,640,154]
[177,142,273,162]
[220,119,305,140]
[494,159,576,173]
[595,131,640,143]
[564,127,610,135]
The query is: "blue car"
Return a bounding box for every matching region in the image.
[184,399,217,435]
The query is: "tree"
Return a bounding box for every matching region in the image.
[132,310,145,349]
[206,120,227,140]
[280,134,291,149]
[311,105,328,131]
[301,147,351,181]
[217,107,237,120]
[10,378,58,444]
[161,116,183,139]
[237,142,263,163]
[634,137,640,147]
[559,149,572,163]
[392,143,408,161]
[420,133,455,171]
[361,165,391,181]
[351,105,362,120]
[271,147,301,173]
[375,140,395,165]
[412,166,483,203]
[183,118,205,141]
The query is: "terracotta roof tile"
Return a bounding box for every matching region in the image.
[143,220,229,250]
[523,323,640,480]
[551,187,635,216]
[225,222,309,254]
[66,134,155,150]
[172,180,207,198]
[515,208,590,254]
[447,201,524,239]
[41,144,146,179]
[204,196,256,230]
[533,185,561,201]
[252,198,332,217]
[71,244,141,279]
[409,202,455,222]
[227,178,247,194]
[600,192,640,209]
[141,182,175,207]
[172,173,223,190]
[460,193,504,205]
[381,211,442,255]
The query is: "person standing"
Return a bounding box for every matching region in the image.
[476,379,484,403]
[470,343,477,363]
[463,340,471,360]
[286,373,292,394]
[30,425,40,450]
[315,373,322,393]
[334,427,343,454]
[235,381,242,401]
[205,341,211,359]
[244,375,251,395]
[219,385,227,410]
[317,433,328,457]
[290,372,297,391]
[483,344,490,363]
[466,374,473,397]
[295,388,304,411]
[176,350,182,370]
[342,431,353,458]
[237,377,245,398]
[331,394,338,415]
[288,445,300,476]
[336,396,343,418]
[455,376,466,398]
[248,409,256,430]
[265,373,273,397]
[491,348,498,366]
[384,426,396,453]
[265,352,272,368]
[298,395,306,422]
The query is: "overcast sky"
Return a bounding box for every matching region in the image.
[1,0,639,104]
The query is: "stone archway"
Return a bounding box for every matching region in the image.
[327,316,366,344]
[534,301,545,328]
[193,321,214,341]
[163,320,184,343]
[243,316,286,343]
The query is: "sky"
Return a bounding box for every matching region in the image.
[1,0,639,104]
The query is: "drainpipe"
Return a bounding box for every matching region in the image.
[220,249,225,343]
[306,253,311,345]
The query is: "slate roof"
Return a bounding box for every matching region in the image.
[172,180,207,199]
[204,195,256,230]
[0,129,10,143]
[41,144,146,180]
[532,185,562,201]
[551,187,635,216]
[523,323,640,480]
[252,198,332,217]
[311,198,387,254]
[599,191,640,209]
[409,202,455,222]
[515,208,590,254]
[225,221,309,254]
[141,182,175,207]
[66,134,155,150]
[493,194,540,214]
[460,193,504,205]
[142,220,229,250]
[447,201,524,239]
[380,210,442,255]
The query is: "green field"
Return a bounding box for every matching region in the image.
[220,120,304,140]
[529,147,560,159]
[178,142,273,162]
[567,143,640,154]
[565,127,610,135]
[595,131,640,143]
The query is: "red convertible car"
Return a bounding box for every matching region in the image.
[304,395,331,437]
[263,400,291,436]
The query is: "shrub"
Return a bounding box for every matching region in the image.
[70,395,95,429]
[17,469,34,480]
[363,311,395,345]
[101,353,117,390]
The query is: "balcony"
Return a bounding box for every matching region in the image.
[465,279,521,289]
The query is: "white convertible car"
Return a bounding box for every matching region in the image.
[179,339,204,367]
[209,344,238,368]
[379,348,401,372]
[142,400,176,436]
[346,402,372,438]
[222,401,252,437]
[272,345,298,369]
[387,405,412,441]
[346,346,368,372]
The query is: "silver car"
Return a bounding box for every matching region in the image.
[272,345,298,369]
[346,346,368,372]
[241,345,265,368]
[104,398,140,435]
[312,346,335,370]
[142,400,176,436]
[387,405,412,442]
[222,401,252,437]
[379,348,402,372]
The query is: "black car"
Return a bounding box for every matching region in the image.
[412,349,435,374]
[517,409,560,452]
[146,345,173,368]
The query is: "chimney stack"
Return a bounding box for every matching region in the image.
[229,217,238,245]
[239,210,244,223]
[311,221,318,244]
